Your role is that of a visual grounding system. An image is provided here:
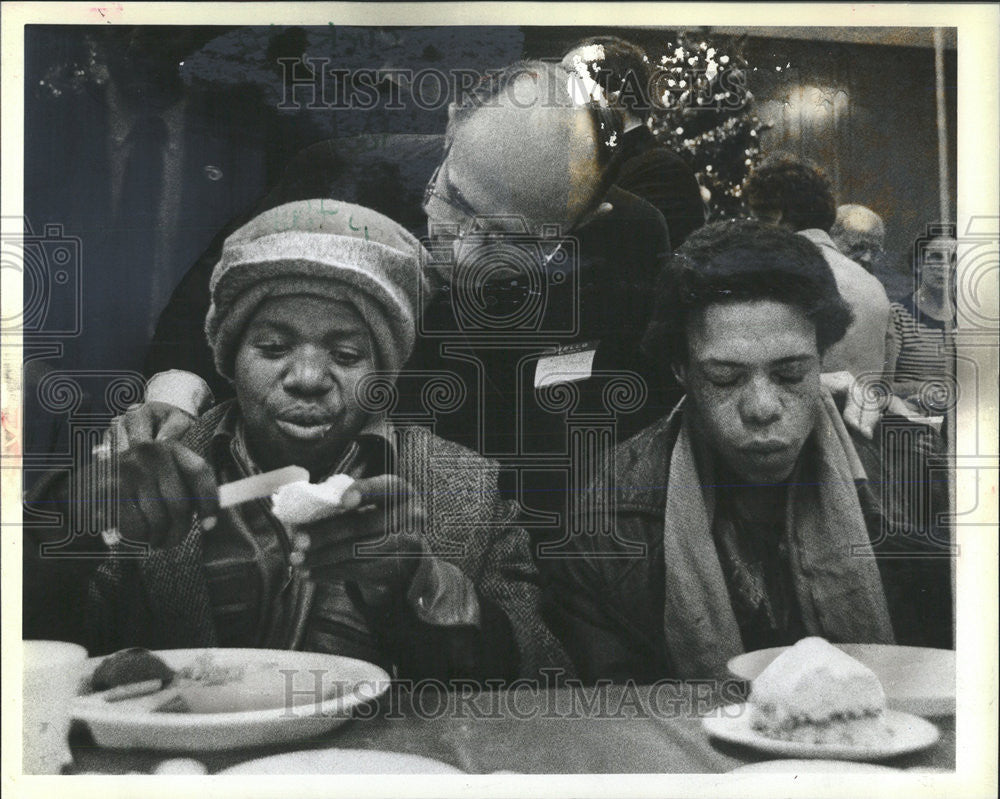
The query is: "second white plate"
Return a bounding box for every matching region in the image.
[220,747,465,774]
[727,644,955,716]
[730,759,901,774]
[703,704,940,761]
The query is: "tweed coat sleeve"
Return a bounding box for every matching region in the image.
[396,426,575,681]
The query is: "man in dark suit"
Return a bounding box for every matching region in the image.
[562,36,706,247]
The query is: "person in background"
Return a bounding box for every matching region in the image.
[829,204,886,274]
[543,220,952,684]
[888,227,957,416]
[561,35,706,247]
[745,154,895,381]
[23,201,571,682]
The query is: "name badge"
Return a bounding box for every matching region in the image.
[534,341,599,389]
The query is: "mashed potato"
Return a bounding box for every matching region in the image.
[271,474,355,526]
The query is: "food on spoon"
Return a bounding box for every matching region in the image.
[747,637,891,746]
[90,647,175,692]
[271,473,355,526]
[103,678,169,703]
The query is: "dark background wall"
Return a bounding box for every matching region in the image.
[745,36,957,299]
[21,25,956,459]
[525,27,958,299]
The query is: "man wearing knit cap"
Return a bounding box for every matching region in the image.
[24,200,571,681]
[144,59,670,413]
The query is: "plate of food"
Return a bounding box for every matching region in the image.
[72,648,390,751]
[705,637,941,761]
[727,641,955,717]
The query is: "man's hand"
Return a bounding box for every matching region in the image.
[102,370,214,453]
[95,440,219,549]
[821,371,885,439]
[290,475,428,605]
[104,401,197,453]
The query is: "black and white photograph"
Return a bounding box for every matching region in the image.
[2,3,997,796]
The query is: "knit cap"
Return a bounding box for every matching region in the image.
[205,200,430,379]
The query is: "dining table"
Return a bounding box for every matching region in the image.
[67,681,956,775]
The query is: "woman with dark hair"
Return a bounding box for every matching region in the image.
[543,220,952,683]
[889,228,957,415]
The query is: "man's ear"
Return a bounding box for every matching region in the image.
[671,361,687,389]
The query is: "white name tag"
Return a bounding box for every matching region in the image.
[534,343,598,389]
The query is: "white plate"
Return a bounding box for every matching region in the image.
[703,704,940,761]
[220,748,465,775]
[731,759,901,774]
[727,644,955,716]
[72,648,390,751]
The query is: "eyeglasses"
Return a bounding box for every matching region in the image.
[422,143,482,240]
[423,155,559,247]
[847,243,884,259]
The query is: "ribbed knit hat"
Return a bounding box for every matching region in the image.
[206,200,430,379]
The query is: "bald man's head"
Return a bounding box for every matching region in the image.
[423,60,624,238]
[830,204,886,272]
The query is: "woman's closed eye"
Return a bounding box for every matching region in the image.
[704,369,743,388]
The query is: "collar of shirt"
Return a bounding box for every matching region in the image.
[797,227,839,253]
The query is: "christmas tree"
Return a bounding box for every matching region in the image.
[648,34,773,221]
